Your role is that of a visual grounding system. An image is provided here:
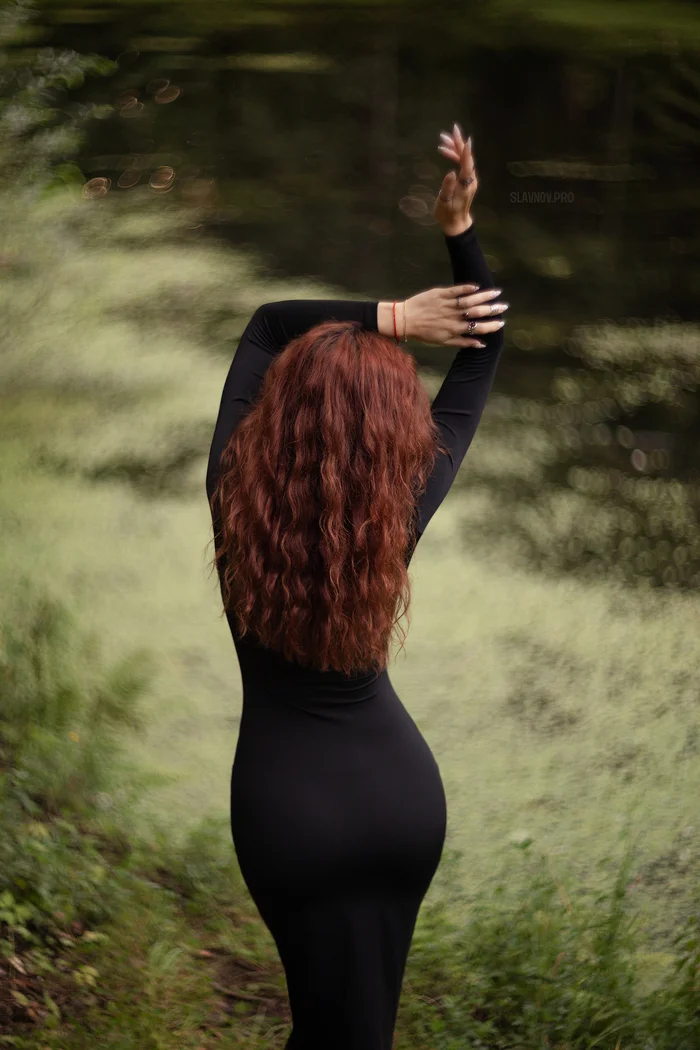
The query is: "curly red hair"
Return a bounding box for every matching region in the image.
[209,319,446,675]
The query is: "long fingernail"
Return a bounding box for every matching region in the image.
[489,288,502,296]
[497,320,505,327]
[476,342,486,348]
[467,136,473,149]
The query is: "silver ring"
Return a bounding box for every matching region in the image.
[456,295,462,309]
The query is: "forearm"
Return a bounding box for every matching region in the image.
[443,219,494,290]
[411,218,504,539]
[257,299,379,350]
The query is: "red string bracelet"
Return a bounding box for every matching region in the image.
[392,301,399,344]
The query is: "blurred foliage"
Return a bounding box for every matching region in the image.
[0,0,115,189]
[0,581,153,818]
[0,585,282,1045]
[0,177,362,502]
[452,318,700,589]
[0,584,152,1030]
[402,836,700,1050]
[33,0,700,53]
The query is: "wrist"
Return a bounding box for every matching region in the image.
[440,214,474,237]
[377,301,394,338]
[378,301,409,343]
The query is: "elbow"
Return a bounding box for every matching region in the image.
[252,300,282,322]
[248,300,282,337]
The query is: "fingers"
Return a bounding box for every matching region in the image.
[467,318,506,334]
[460,140,475,183]
[443,283,480,297]
[442,286,502,306]
[458,300,509,320]
[437,143,461,164]
[446,317,507,344]
[437,170,457,200]
[438,129,461,164]
[444,320,504,347]
[452,122,466,156]
[438,125,471,168]
[438,286,509,338]
[445,337,487,348]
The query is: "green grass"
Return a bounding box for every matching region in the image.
[2,587,700,1050]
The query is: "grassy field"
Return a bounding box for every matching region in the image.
[2,185,699,954]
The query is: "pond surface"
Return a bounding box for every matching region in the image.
[29,1,700,586]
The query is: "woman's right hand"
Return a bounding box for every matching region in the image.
[401,285,507,348]
[433,124,478,237]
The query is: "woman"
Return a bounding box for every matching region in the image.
[206,124,507,1049]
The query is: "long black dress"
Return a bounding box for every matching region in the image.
[206,224,504,1049]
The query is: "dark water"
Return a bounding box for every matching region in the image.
[29,1,700,585]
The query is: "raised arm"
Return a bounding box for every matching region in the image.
[205,282,493,507]
[206,124,506,543]
[412,126,507,545]
[206,299,378,501]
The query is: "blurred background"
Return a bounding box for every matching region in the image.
[2,0,700,1046]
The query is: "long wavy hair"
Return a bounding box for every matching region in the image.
[208,319,447,675]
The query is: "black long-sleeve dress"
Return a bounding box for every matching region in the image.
[206,224,504,1050]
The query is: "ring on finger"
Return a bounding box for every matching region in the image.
[467,319,477,334]
[462,310,470,320]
